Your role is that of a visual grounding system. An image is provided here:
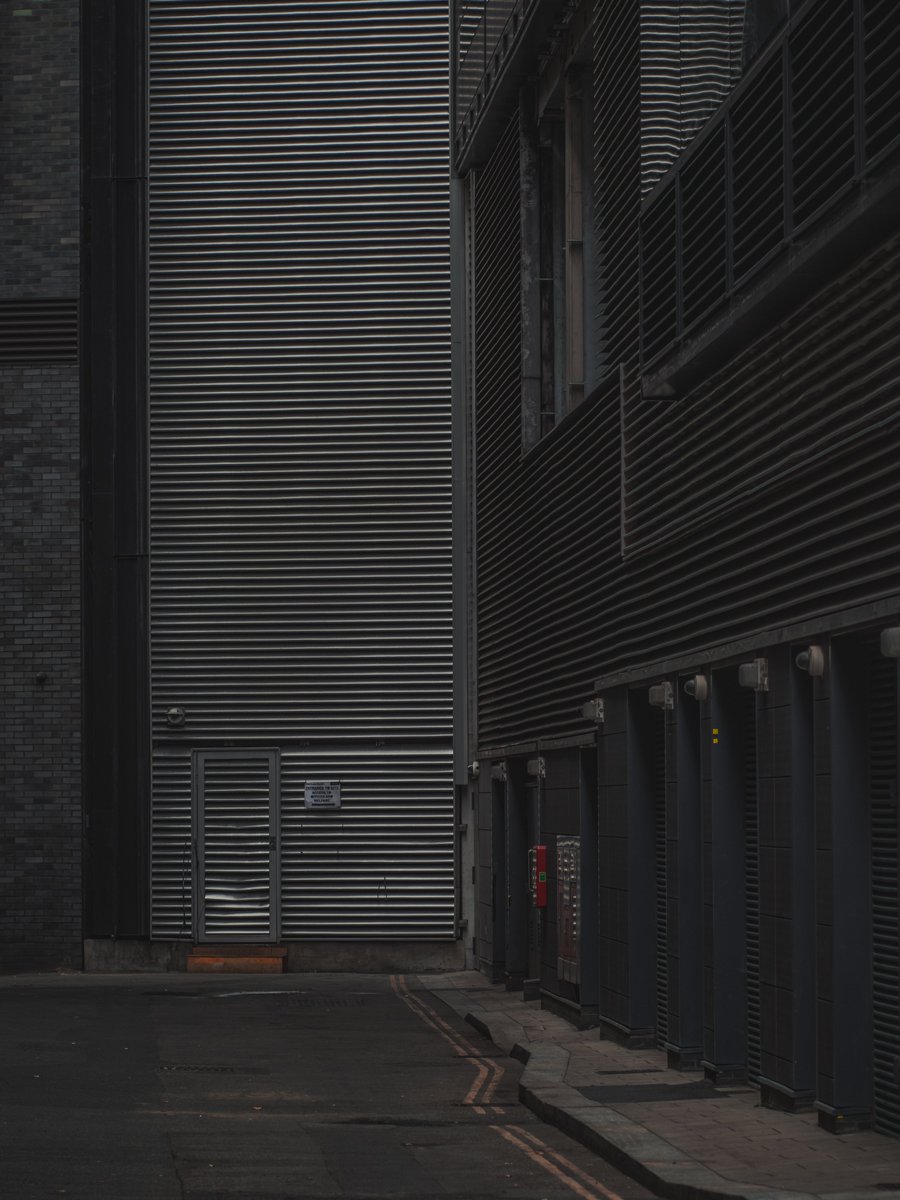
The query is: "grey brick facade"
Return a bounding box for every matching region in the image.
[1,2,82,969]
[0,2,80,298]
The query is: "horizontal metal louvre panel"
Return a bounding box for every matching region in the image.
[148,0,451,743]
[0,299,77,363]
[152,754,194,938]
[629,235,900,557]
[640,2,745,195]
[864,0,900,164]
[732,54,783,282]
[639,0,900,368]
[640,4,682,194]
[681,123,728,329]
[869,644,900,1136]
[790,0,855,230]
[453,1,514,135]
[639,181,678,361]
[677,2,744,142]
[148,1,453,937]
[151,748,454,938]
[200,754,274,939]
[594,0,642,372]
[474,232,900,747]
[281,749,455,937]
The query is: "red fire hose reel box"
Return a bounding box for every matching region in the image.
[529,844,548,907]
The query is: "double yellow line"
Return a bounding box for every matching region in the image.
[390,975,623,1200]
[390,973,505,1113]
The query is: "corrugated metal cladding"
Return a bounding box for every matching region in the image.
[639,3,745,195]
[472,14,900,746]
[148,2,454,939]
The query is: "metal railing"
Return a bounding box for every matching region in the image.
[453,0,524,144]
[640,0,900,369]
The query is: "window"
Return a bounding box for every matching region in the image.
[522,61,595,448]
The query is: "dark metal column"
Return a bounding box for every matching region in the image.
[703,670,749,1081]
[816,636,872,1132]
[81,0,151,939]
[668,683,703,1069]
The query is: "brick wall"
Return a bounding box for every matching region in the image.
[0,1,82,970]
[0,2,80,298]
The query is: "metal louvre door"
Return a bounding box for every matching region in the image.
[148,2,453,939]
[195,751,279,942]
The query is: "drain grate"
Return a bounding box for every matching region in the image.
[158,1063,268,1074]
[160,1064,237,1073]
[295,996,367,1008]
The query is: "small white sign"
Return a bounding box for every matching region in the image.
[304,780,341,810]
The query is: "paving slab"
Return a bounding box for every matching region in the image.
[422,973,900,1200]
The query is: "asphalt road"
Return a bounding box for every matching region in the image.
[0,971,655,1200]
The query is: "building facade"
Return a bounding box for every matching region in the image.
[3,1,460,972]
[453,0,900,1134]
[0,0,82,972]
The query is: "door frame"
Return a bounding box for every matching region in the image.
[192,748,280,943]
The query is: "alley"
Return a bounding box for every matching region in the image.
[0,972,654,1200]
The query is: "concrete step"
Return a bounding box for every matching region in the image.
[187,945,286,973]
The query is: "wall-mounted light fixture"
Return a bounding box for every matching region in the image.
[738,658,768,692]
[165,706,186,728]
[795,644,825,676]
[490,761,508,782]
[579,697,605,723]
[683,674,709,701]
[469,760,480,779]
[526,756,546,779]
[648,681,674,710]
[880,627,900,658]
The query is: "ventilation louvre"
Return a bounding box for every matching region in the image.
[870,645,900,1136]
[147,0,454,940]
[0,299,77,363]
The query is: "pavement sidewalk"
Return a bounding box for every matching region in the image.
[422,970,900,1200]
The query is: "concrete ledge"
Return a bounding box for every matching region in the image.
[285,940,465,974]
[84,939,189,973]
[85,938,464,975]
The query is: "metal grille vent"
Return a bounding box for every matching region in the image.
[870,645,899,1136]
[0,299,77,363]
[148,0,454,939]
